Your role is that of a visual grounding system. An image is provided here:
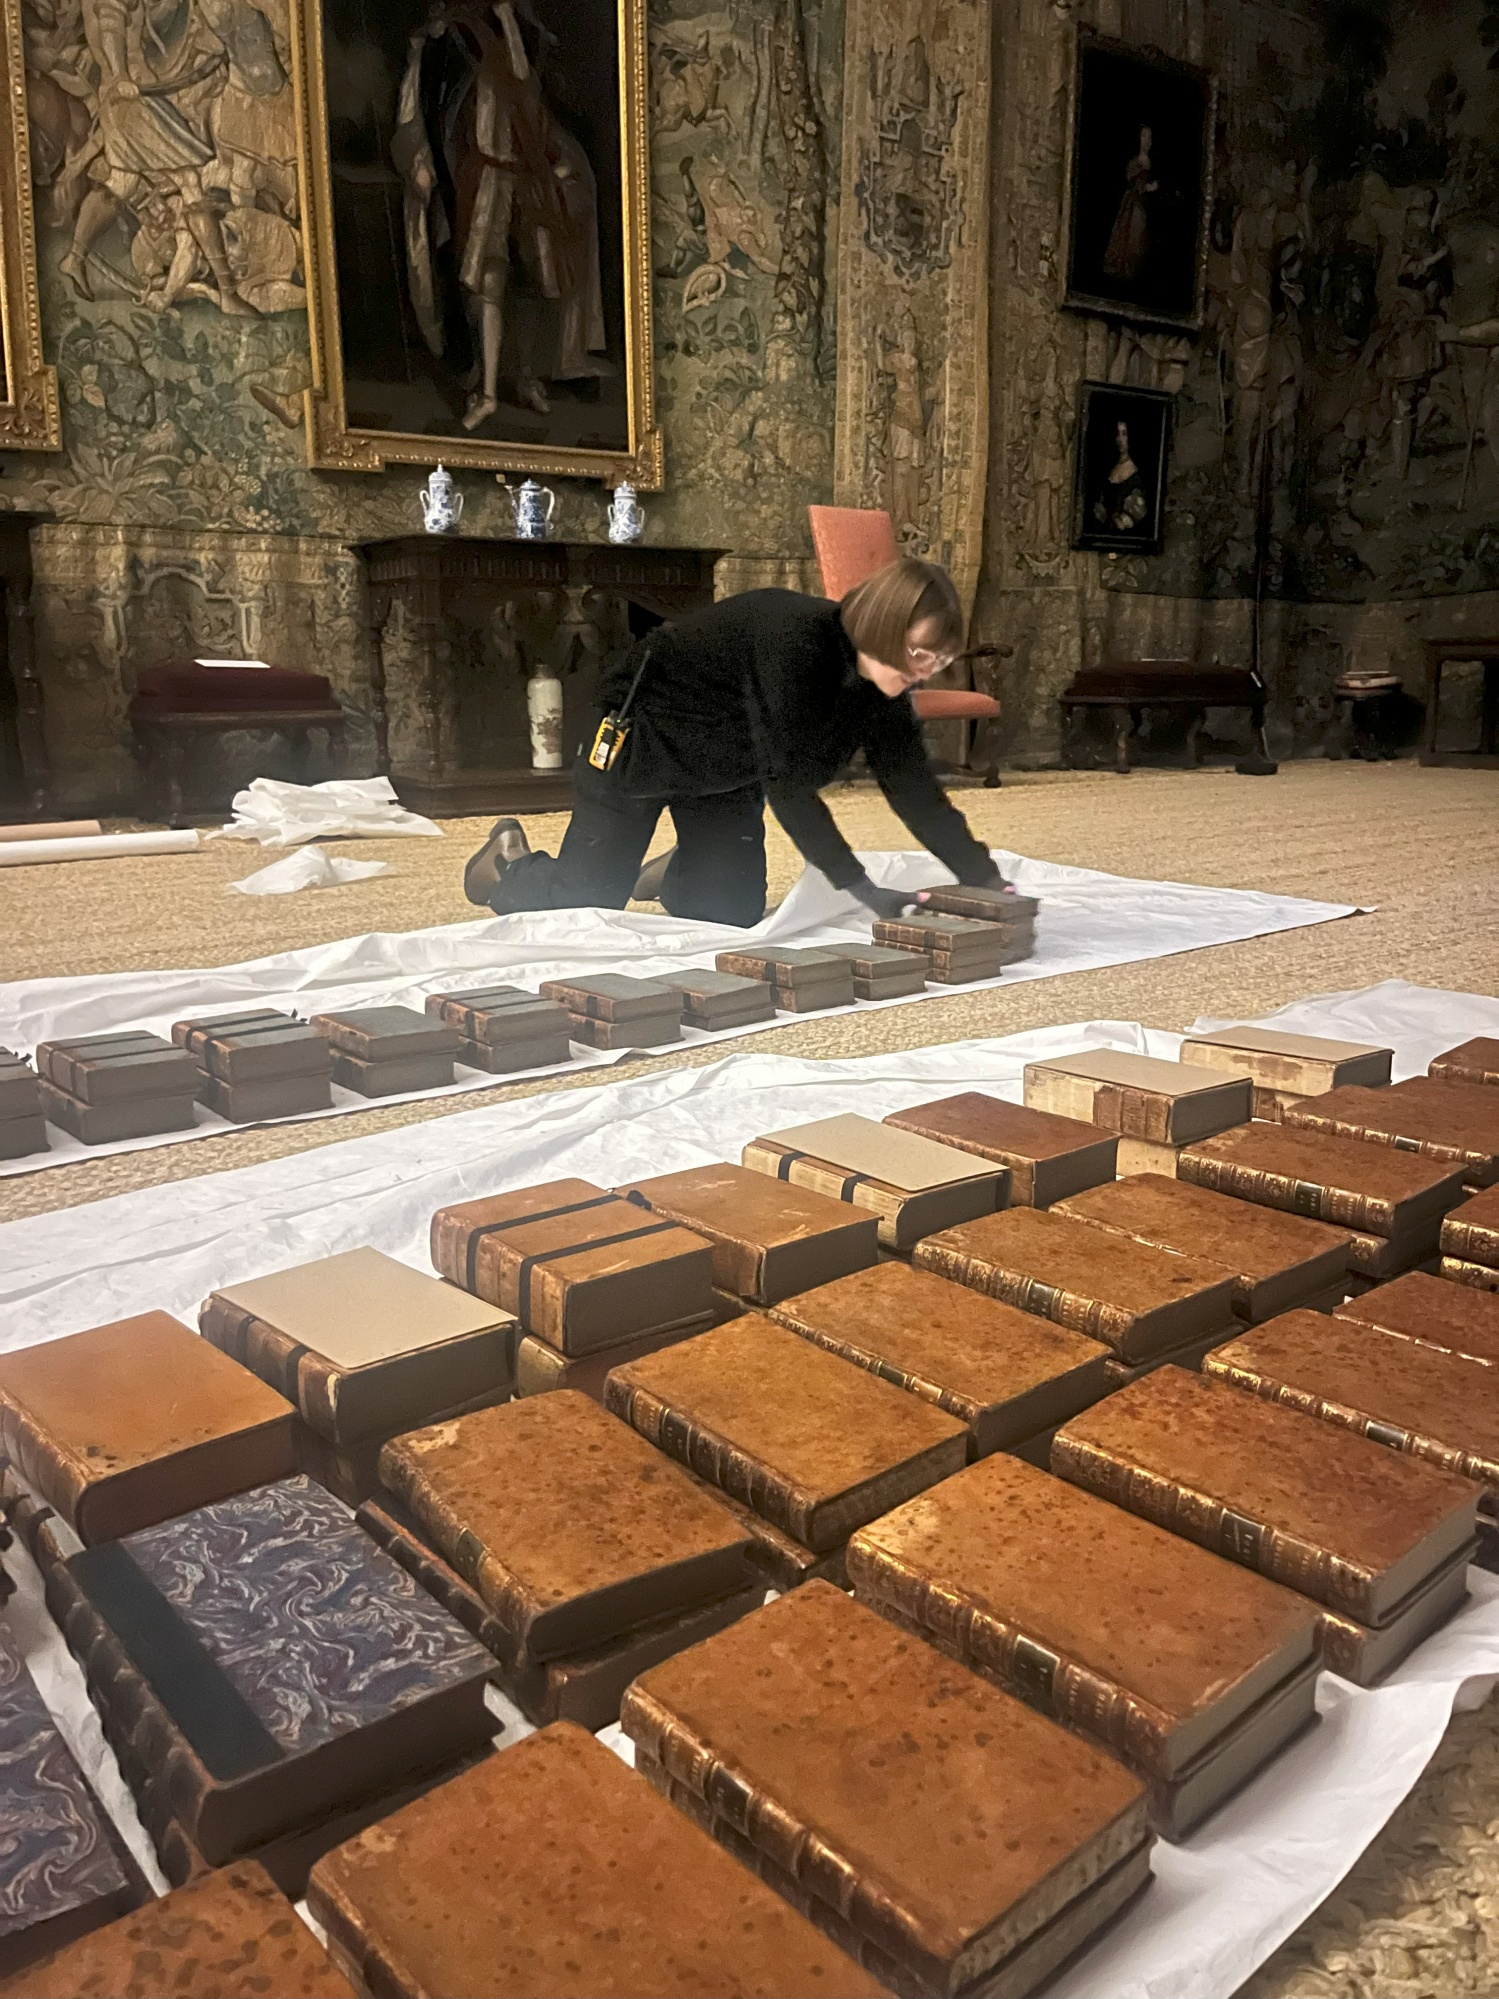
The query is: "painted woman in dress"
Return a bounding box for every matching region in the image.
[1092,419,1149,533]
[1102,124,1157,284]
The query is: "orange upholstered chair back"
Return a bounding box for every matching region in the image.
[808,506,899,601]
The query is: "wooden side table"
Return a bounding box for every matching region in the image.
[133,707,347,827]
[1060,660,1272,773]
[1421,639,1499,768]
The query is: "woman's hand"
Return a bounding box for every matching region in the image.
[847,874,918,921]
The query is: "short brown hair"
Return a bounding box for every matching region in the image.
[838,557,963,667]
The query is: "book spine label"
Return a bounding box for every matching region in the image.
[1177,1153,1395,1234]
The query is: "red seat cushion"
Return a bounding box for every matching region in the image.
[131,663,335,715]
[911,690,1000,721]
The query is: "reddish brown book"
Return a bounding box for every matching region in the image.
[620,1583,1150,1999]
[1431,1038,1499,1088]
[1335,1270,1499,1365]
[1179,1027,1391,1096]
[172,1007,288,1050]
[1443,1183,1499,1270]
[1203,1309,1499,1490]
[616,1163,878,1303]
[175,1013,331,1084]
[920,885,1040,923]
[1052,1365,1478,1625]
[871,912,1017,955]
[308,1724,882,1999]
[766,1261,1111,1455]
[0,1312,297,1542]
[1054,1173,1352,1322]
[1446,1259,1499,1294]
[912,1206,1237,1363]
[1284,1078,1499,1187]
[34,1030,198,1104]
[538,974,684,1021]
[604,1316,969,1552]
[514,1318,715,1400]
[885,1094,1117,1206]
[430,1178,715,1353]
[1177,1121,1468,1237]
[1025,1049,1251,1145]
[847,1453,1320,1837]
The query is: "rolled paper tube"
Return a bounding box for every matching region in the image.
[910,690,1001,720]
[0,819,103,842]
[0,829,200,866]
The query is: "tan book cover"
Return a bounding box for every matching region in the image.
[847,1454,1318,1796]
[203,1248,516,1445]
[1024,1050,1251,1144]
[603,1316,969,1551]
[430,1178,715,1353]
[766,1261,1111,1454]
[620,1582,1150,1998]
[1430,1038,1499,1088]
[1054,1173,1352,1322]
[1180,1027,1391,1095]
[1178,1121,1468,1237]
[308,1724,882,1999]
[1336,1270,1499,1365]
[1442,1183,1499,1269]
[1116,1136,1188,1177]
[1053,1365,1479,1624]
[755,1113,1001,1192]
[912,1207,1238,1362]
[744,1113,1003,1250]
[1284,1078,1499,1185]
[884,1094,1117,1206]
[0,1313,296,1543]
[1204,1309,1499,1488]
[377,1393,755,1662]
[0,1862,355,1999]
[616,1163,879,1303]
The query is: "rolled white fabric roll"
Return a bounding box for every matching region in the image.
[0,829,200,867]
[0,819,103,843]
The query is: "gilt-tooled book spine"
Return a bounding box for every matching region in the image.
[355,1500,513,1663]
[1050,1432,1374,1621]
[1442,1210,1499,1266]
[1177,1154,1395,1234]
[0,1399,89,1532]
[374,1448,530,1654]
[740,1141,903,1230]
[911,1239,1133,1350]
[1285,1104,1480,1172]
[602,1376,817,1546]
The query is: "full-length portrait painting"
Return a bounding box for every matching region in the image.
[1063,33,1215,333]
[295,0,659,480]
[1071,381,1173,554]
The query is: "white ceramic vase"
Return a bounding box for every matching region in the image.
[526,667,564,770]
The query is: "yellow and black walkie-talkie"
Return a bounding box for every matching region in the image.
[588,634,656,772]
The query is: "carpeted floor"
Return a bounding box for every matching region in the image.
[3,756,1499,1994]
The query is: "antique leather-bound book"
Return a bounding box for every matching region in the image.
[885,1093,1118,1206]
[537,973,680,1021]
[766,1260,1112,1455]
[200,1247,517,1446]
[0,1311,296,1542]
[1336,1270,1499,1364]
[198,1073,334,1122]
[0,1639,148,1977]
[46,1476,495,1871]
[743,1111,1004,1249]
[1179,1026,1392,1096]
[1054,1172,1353,1322]
[846,1453,1320,1838]
[1284,1078,1499,1187]
[175,1013,332,1084]
[621,1582,1150,1999]
[376,1392,756,1663]
[0,1049,45,1159]
[565,1007,683,1049]
[431,1177,716,1350]
[921,885,1041,924]
[513,1317,715,1399]
[308,1722,882,1999]
[1430,1037,1499,1088]
[309,1006,461,1061]
[0,1861,355,1999]
[1024,1049,1252,1144]
[1178,1120,1468,1237]
[457,1031,573,1073]
[604,1315,970,1551]
[174,1005,304,1053]
[912,1206,1238,1363]
[657,969,777,1025]
[1203,1309,1499,1490]
[765,978,855,1013]
[616,1162,879,1304]
[924,943,1034,985]
[1442,1181,1499,1270]
[424,984,569,1042]
[715,945,855,991]
[825,946,929,999]
[1052,1365,1479,1626]
[871,912,1013,956]
[38,1080,199,1145]
[35,1030,198,1103]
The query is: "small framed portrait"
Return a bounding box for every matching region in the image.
[1071,382,1174,554]
[1062,31,1216,332]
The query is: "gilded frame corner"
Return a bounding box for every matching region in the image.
[0,0,60,451]
[291,0,661,486]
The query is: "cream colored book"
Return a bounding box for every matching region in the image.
[1180,1027,1393,1096]
[1024,1050,1251,1144]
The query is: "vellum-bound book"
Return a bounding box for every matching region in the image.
[1053,1173,1353,1322]
[307,1724,883,1999]
[847,1454,1321,1839]
[885,1094,1117,1207]
[1430,1038,1499,1088]
[617,1163,879,1304]
[1285,1077,1499,1187]
[766,1261,1111,1456]
[913,1206,1238,1363]
[621,1583,1151,1999]
[1179,1027,1392,1096]
[1336,1270,1499,1365]
[604,1316,969,1552]
[1024,1049,1251,1145]
[201,1248,517,1446]
[743,1112,1005,1250]
[1053,1366,1478,1681]
[1178,1121,1469,1238]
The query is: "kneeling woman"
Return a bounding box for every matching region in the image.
[463,557,1001,925]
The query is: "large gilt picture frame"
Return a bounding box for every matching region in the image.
[292,0,660,483]
[0,0,60,451]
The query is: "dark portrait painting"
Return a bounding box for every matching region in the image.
[1063,33,1215,332]
[1071,382,1174,554]
[298,0,658,480]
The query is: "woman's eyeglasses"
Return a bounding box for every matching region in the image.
[905,645,958,676]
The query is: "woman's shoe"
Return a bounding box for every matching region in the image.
[463,817,531,905]
[632,846,676,902]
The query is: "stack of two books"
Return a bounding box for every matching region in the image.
[32,1030,199,1144]
[424,984,573,1073]
[873,911,1027,984]
[741,1112,1006,1250]
[0,1048,45,1160]
[715,945,856,1012]
[173,1007,332,1122]
[1025,1047,1251,1176]
[1180,1025,1391,1122]
[1431,1036,1499,1088]
[1283,1073,1499,1191]
[885,1092,1120,1207]
[431,1176,718,1400]
[826,941,929,1001]
[657,968,776,1030]
[309,1007,460,1096]
[538,974,683,1049]
[1443,1183,1499,1292]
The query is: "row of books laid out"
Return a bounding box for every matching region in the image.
[0,887,1040,1163]
[0,1024,1497,1992]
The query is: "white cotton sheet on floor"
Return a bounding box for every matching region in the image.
[4,986,1494,1999]
[0,847,1362,1179]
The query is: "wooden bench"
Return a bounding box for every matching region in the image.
[1060,659,1272,773]
[129,664,346,826]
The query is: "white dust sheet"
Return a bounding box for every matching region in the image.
[3,981,1499,1995]
[0,846,1361,1178]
